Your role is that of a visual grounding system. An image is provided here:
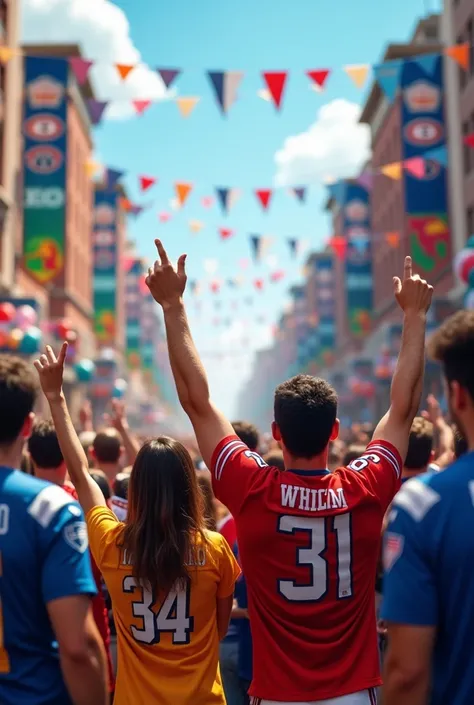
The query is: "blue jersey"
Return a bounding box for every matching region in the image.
[0,468,97,705]
[382,452,474,705]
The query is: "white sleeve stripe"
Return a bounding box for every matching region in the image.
[369,443,400,470]
[369,445,401,478]
[215,441,247,480]
[27,485,75,528]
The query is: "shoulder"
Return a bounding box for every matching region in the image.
[391,470,446,525]
[202,530,235,560]
[23,479,82,530]
[212,435,269,477]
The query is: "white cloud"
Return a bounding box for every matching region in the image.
[21,0,170,119]
[274,99,371,187]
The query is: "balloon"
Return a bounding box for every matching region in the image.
[8,328,24,349]
[112,386,125,399]
[19,327,42,355]
[56,318,72,339]
[0,302,16,323]
[114,378,127,391]
[469,269,474,289]
[74,359,95,383]
[15,305,37,330]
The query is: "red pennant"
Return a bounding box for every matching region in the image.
[254,278,264,291]
[255,189,272,210]
[329,236,347,259]
[306,69,330,89]
[133,100,152,115]
[219,227,234,240]
[270,270,285,282]
[210,281,220,293]
[464,133,474,148]
[262,71,288,110]
[139,176,156,191]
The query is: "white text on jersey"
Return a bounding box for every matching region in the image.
[281,484,348,511]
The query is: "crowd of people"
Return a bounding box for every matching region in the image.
[0,242,473,705]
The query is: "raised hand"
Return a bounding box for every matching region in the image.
[103,399,127,431]
[145,239,187,309]
[34,343,68,402]
[421,393,442,425]
[393,256,433,314]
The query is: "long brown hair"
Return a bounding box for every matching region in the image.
[120,437,206,594]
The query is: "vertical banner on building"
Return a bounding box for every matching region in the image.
[314,254,336,366]
[342,183,373,336]
[23,57,68,283]
[124,256,143,368]
[401,56,450,275]
[93,190,118,344]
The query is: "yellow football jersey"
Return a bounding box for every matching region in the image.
[86,506,240,705]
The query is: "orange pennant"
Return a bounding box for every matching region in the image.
[176,97,200,118]
[0,46,15,64]
[381,162,402,180]
[116,64,135,81]
[385,232,400,248]
[175,183,192,207]
[444,43,470,71]
[119,197,133,212]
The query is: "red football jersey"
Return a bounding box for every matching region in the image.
[211,436,402,701]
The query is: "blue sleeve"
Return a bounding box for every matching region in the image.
[40,503,97,604]
[381,506,437,626]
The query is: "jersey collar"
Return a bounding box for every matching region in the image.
[287,469,331,476]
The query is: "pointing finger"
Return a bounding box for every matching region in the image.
[403,255,412,280]
[58,341,68,366]
[177,254,187,277]
[155,239,169,266]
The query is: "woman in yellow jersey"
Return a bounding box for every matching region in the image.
[34,342,241,705]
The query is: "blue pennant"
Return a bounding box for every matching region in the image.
[414,53,440,77]
[373,59,403,102]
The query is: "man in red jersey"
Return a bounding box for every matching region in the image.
[146,240,432,705]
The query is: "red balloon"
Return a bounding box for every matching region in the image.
[0,302,16,323]
[56,318,72,339]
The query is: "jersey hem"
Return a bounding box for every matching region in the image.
[249,677,383,700]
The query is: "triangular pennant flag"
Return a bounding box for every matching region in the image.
[385,232,400,248]
[414,53,440,77]
[130,205,144,216]
[69,57,93,85]
[255,189,272,211]
[306,69,330,90]
[381,161,402,180]
[176,97,200,118]
[464,134,474,149]
[327,181,347,205]
[356,170,374,191]
[444,43,470,71]
[0,46,15,64]
[175,183,192,207]
[201,196,214,209]
[270,270,285,282]
[352,238,368,254]
[424,145,448,167]
[116,64,135,81]
[84,160,101,179]
[208,71,244,114]
[189,220,204,234]
[373,60,403,102]
[158,212,171,223]
[293,187,306,202]
[157,68,181,88]
[329,236,347,259]
[119,197,133,212]
[254,279,264,291]
[219,227,234,240]
[133,100,152,115]
[288,238,298,258]
[139,176,156,192]
[404,157,425,179]
[210,280,221,293]
[344,64,370,89]
[250,235,262,262]
[216,188,230,214]
[105,168,125,188]
[87,99,108,125]
[261,71,288,110]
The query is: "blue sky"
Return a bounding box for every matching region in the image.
[24,0,442,416]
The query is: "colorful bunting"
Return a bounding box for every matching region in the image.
[158,212,171,223]
[119,197,132,212]
[130,205,144,216]
[0,46,15,64]
[116,64,135,81]
[176,97,200,118]
[157,68,181,88]
[189,219,204,234]
[201,196,214,209]
[404,157,425,179]
[356,170,374,191]
[254,279,264,291]
[210,281,221,293]
[327,181,347,205]
[207,71,244,114]
[415,53,439,77]
[373,59,403,102]
[444,43,470,71]
[261,71,288,110]
[219,228,234,240]
[190,280,199,295]
[306,70,330,90]
[386,232,400,248]
[139,176,157,191]
[288,238,298,258]
[292,187,306,202]
[424,145,448,167]
[344,64,370,89]
[175,182,192,207]
[69,57,93,85]
[216,187,240,213]
[250,235,262,262]
[255,189,272,211]
[270,270,285,282]
[381,162,402,180]
[87,99,108,125]
[329,236,347,259]
[133,100,152,115]
[105,168,125,188]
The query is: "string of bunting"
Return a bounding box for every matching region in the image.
[1,44,469,120]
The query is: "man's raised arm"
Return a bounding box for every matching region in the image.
[146,240,235,467]
[373,256,433,461]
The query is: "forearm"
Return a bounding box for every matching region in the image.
[48,395,91,488]
[383,668,429,705]
[60,634,108,705]
[390,312,426,420]
[117,423,140,464]
[163,299,210,413]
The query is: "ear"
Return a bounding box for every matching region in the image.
[330,418,340,442]
[20,412,35,440]
[271,421,281,442]
[451,380,467,412]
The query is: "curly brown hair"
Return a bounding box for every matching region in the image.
[405,417,434,470]
[0,355,37,447]
[428,311,474,402]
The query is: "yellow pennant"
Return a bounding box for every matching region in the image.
[176,97,200,118]
[344,64,370,89]
[84,160,101,178]
[189,219,204,233]
[381,162,402,180]
[0,46,16,64]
